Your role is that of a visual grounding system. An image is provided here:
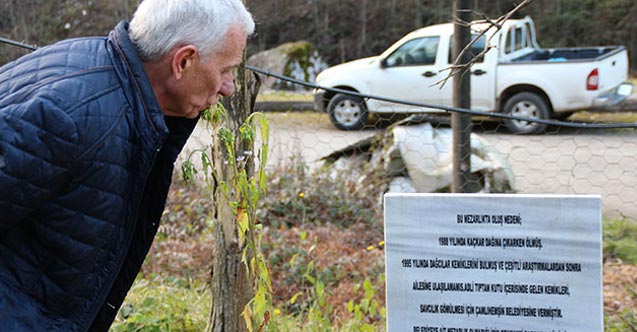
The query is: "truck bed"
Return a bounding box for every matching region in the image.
[512,46,623,62]
[498,45,630,113]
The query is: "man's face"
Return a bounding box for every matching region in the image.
[166,24,247,118]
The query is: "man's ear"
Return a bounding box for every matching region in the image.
[171,45,198,80]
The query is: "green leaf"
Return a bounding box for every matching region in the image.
[346,300,354,312]
[363,278,375,298]
[259,114,270,142]
[373,300,380,314]
[237,212,250,234]
[200,106,213,122]
[361,323,376,332]
[306,260,314,273]
[239,122,256,144]
[181,160,197,184]
[211,103,226,125]
[304,274,316,285]
[254,289,266,316]
[360,298,369,312]
[289,253,299,269]
[242,305,253,332]
[289,292,302,305]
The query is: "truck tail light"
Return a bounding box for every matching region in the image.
[586,68,599,91]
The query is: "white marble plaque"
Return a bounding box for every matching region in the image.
[384,193,602,332]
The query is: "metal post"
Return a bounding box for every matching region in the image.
[451,0,474,193]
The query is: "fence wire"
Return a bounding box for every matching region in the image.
[247,65,637,130]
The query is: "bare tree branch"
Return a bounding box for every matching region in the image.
[433,0,535,89]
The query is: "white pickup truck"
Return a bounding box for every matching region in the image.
[313,17,633,134]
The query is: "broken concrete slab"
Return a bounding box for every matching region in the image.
[322,123,515,194]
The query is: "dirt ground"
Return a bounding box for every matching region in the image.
[603,260,637,315]
[148,218,637,321]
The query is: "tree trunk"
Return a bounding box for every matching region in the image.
[207,213,251,332]
[206,20,256,332]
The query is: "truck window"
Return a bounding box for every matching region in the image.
[448,34,486,64]
[525,22,534,48]
[505,24,532,54]
[384,36,440,67]
[514,27,523,51]
[505,27,514,53]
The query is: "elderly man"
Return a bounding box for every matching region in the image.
[0,0,254,331]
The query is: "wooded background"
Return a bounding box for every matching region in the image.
[1,0,636,73]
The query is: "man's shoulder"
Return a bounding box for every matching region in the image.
[38,36,111,67]
[0,37,130,153]
[2,36,111,73]
[0,36,116,100]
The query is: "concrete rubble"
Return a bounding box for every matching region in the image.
[323,123,515,194]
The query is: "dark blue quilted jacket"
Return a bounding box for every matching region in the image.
[0,22,198,332]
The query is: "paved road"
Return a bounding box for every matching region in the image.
[182,112,374,169]
[181,106,637,220]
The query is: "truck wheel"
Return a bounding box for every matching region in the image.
[327,93,368,130]
[503,92,549,134]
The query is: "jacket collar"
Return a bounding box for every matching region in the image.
[108,21,169,146]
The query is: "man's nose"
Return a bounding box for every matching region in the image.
[219,73,235,97]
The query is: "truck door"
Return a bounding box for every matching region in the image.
[439,34,497,112]
[370,36,444,113]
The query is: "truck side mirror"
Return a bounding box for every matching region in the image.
[380,58,388,68]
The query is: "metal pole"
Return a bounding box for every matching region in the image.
[451,0,474,193]
[0,37,37,51]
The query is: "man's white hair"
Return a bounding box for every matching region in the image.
[129,0,255,62]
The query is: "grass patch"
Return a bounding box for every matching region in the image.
[256,90,314,102]
[264,111,331,128]
[603,219,637,263]
[602,218,637,332]
[606,309,637,332]
[570,111,637,123]
[110,276,210,332]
